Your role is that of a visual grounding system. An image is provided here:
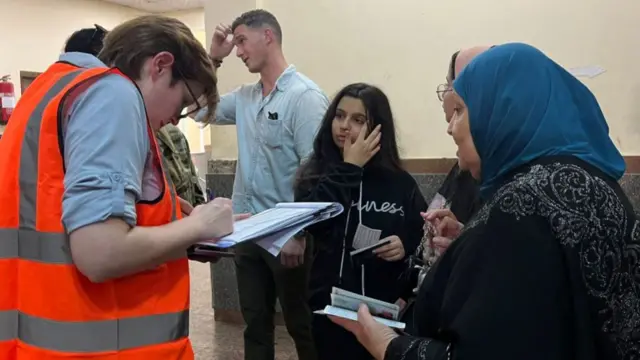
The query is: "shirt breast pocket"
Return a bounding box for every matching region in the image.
[263,117,283,149]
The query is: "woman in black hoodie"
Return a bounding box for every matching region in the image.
[295,83,427,360]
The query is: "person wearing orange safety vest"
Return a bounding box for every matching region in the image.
[0,15,240,359]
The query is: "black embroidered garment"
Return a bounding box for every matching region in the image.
[385,157,640,360]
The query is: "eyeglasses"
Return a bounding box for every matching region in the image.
[175,67,203,120]
[436,83,452,102]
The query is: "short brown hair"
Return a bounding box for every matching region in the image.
[232,10,282,44]
[99,15,217,119]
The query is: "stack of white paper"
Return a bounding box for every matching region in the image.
[314,287,406,329]
[193,202,343,256]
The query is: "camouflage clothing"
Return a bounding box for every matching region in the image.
[157,124,205,206]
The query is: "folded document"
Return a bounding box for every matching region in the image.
[314,287,406,329]
[193,202,343,256]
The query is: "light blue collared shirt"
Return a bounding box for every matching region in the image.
[59,52,148,232]
[196,65,328,213]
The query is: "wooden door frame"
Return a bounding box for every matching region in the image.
[19,71,42,94]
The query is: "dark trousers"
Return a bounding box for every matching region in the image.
[235,239,317,360]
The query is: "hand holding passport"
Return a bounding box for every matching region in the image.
[314,287,406,329]
[350,238,393,264]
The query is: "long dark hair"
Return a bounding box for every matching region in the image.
[296,83,403,191]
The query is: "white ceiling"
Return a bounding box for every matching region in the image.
[100,0,204,13]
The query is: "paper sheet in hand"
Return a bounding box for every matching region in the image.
[315,306,405,329]
[314,287,405,330]
[254,206,339,256]
[195,202,343,255]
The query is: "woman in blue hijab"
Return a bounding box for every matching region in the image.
[329,43,639,360]
[456,42,625,197]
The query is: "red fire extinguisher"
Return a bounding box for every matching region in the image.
[0,75,16,125]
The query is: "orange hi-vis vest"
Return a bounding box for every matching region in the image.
[0,61,193,359]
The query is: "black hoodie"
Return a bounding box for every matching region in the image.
[295,161,427,309]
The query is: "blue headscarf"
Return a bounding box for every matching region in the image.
[453,42,625,197]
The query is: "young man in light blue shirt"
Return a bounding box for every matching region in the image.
[194,9,328,360]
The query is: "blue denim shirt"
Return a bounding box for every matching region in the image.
[196,65,328,213]
[59,52,148,232]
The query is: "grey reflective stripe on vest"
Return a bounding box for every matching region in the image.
[0,228,71,263]
[0,310,17,342]
[19,70,83,230]
[0,309,189,352]
[0,69,189,352]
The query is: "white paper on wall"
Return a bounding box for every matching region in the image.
[568,66,606,79]
[0,96,16,108]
